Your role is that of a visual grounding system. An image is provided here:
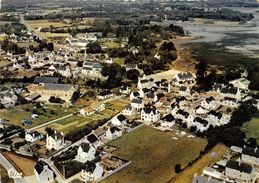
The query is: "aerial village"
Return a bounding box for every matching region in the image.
[1,1,259,183]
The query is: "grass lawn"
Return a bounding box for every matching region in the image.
[0,104,76,128]
[3,152,36,176]
[171,144,228,183]
[55,115,85,125]
[242,115,259,141]
[113,58,125,65]
[101,125,207,183]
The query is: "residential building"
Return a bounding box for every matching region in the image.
[201,97,218,110]
[105,126,122,140]
[141,107,160,124]
[122,106,136,116]
[97,90,113,100]
[175,109,194,126]
[193,117,209,132]
[111,114,128,126]
[225,160,255,182]
[131,98,144,111]
[220,87,241,99]
[220,97,240,108]
[242,146,259,166]
[46,131,65,150]
[81,161,104,182]
[207,110,229,126]
[25,131,43,143]
[161,113,175,128]
[34,160,55,183]
[173,72,195,85]
[229,78,251,90]
[76,142,96,163]
[137,78,154,89]
[81,61,104,79]
[179,86,191,96]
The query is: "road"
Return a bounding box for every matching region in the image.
[0,153,25,183]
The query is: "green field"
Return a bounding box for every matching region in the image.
[113,57,125,65]
[0,104,76,128]
[102,125,207,183]
[55,115,85,125]
[242,115,259,141]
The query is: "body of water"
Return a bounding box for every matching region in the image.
[166,7,259,58]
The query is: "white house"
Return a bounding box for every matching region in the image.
[34,160,55,183]
[76,142,96,163]
[81,61,104,79]
[85,133,102,148]
[201,97,218,110]
[193,106,208,115]
[161,113,175,128]
[178,86,191,96]
[137,78,154,89]
[122,106,136,116]
[172,72,195,85]
[46,131,65,150]
[79,102,105,116]
[56,65,71,77]
[207,110,230,126]
[111,114,128,126]
[131,98,144,111]
[193,117,209,132]
[220,87,241,99]
[229,78,250,90]
[81,161,104,182]
[25,131,43,143]
[175,109,194,126]
[120,85,130,94]
[141,107,160,124]
[225,160,255,182]
[105,126,122,140]
[130,90,144,101]
[220,97,240,108]
[97,91,113,100]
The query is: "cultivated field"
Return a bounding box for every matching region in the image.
[25,19,69,29]
[2,152,36,176]
[102,125,207,183]
[171,144,228,183]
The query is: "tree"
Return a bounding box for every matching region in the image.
[45,127,54,136]
[126,69,140,82]
[175,164,182,174]
[86,42,103,54]
[19,129,25,138]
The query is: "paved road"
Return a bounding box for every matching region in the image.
[0,153,25,183]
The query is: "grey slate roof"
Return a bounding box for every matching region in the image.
[33,76,59,84]
[242,146,259,158]
[43,83,76,91]
[83,161,96,173]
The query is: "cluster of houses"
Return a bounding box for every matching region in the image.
[120,72,250,133]
[193,146,259,183]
